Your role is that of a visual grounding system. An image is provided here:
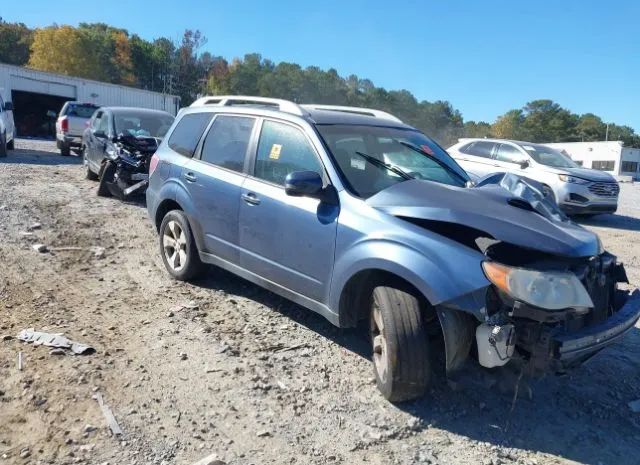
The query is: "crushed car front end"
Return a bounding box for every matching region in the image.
[366,172,640,376]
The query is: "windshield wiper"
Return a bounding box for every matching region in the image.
[398,141,469,184]
[354,151,413,180]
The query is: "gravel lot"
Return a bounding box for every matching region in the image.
[1,139,640,465]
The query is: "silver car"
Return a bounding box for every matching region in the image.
[146,97,639,402]
[448,138,619,215]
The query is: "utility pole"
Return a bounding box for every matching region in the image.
[605,123,609,141]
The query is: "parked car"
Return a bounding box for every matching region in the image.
[82,107,174,198]
[147,96,640,402]
[0,93,15,157]
[448,138,620,215]
[56,102,100,156]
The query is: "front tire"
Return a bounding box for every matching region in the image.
[159,210,204,281]
[370,285,431,402]
[6,138,14,150]
[97,161,115,197]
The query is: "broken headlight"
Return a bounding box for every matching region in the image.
[482,261,594,310]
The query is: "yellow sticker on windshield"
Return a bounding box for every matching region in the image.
[269,144,282,160]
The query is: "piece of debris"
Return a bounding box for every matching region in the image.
[17,352,23,371]
[256,430,271,437]
[84,424,98,434]
[90,246,106,259]
[179,352,188,361]
[95,392,123,436]
[629,399,640,413]
[19,231,34,237]
[49,348,66,356]
[29,222,42,231]
[189,452,227,465]
[2,335,13,341]
[19,448,30,459]
[17,328,95,355]
[32,244,48,253]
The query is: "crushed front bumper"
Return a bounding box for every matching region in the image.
[552,290,640,366]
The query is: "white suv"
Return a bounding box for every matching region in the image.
[0,92,15,157]
[448,138,619,215]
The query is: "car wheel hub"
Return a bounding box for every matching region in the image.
[163,220,188,272]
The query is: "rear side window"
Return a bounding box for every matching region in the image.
[168,113,214,157]
[254,120,323,185]
[462,141,497,159]
[200,115,256,172]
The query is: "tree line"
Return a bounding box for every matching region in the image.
[1,19,638,148]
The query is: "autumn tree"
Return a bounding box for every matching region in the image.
[28,26,106,80]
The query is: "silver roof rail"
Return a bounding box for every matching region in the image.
[190,95,305,116]
[301,104,403,123]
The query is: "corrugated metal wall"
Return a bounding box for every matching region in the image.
[0,63,180,115]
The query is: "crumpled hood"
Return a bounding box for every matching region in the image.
[542,166,617,182]
[366,175,600,258]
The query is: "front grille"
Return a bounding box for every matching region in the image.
[588,182,619,197]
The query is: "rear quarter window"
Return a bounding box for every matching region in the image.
[168,113,214,157]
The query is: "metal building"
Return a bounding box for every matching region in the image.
[545,141,640,181]
[0,62,179,138]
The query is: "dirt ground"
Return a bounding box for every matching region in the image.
[1,139,640,465]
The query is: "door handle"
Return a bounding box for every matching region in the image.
[241,192,261,205]
[184,172,197,182]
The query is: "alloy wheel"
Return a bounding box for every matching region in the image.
[163,220,188,272]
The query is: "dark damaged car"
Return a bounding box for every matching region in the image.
[146,97,640,402]
[83,107,174,199]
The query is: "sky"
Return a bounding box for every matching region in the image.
[4,0,640,130]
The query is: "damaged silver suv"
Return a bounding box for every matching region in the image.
[147,96,640,402]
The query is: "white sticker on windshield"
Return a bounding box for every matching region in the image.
[523,145,536,151]
[350,158,366,170]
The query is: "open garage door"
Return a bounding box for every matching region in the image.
[11,90,71,138]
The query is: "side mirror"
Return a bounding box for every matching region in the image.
[3,102,13,111]
[517,158,529,169]
[94,130,107,139]
[285,171,324,198]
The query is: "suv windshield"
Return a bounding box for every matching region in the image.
[114,111,174,138]
[316,125,469,198]
[520,143,579,168]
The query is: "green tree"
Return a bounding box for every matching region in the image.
[464,121,493,138]
[492,109,528,140]
[575,113,606,141]
[0,19,33,65]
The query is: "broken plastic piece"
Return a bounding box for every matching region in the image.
[16,328,95,355]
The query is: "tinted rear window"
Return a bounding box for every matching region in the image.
[168,113,214,157]
[66,104,99,118]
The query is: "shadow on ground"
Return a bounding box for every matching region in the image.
[192,265,640,465]
[574,213,640,232]
[0,149,82,166]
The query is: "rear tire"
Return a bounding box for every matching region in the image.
[6,138,14,150]
[159,210,205,281]
[60,143,71,156]
[370,284,432,402]
[97,161,115,197]
[0,132,6,158]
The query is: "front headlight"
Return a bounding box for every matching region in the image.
[482,261,593,310]
[558,174,590,184]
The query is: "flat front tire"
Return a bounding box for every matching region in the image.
[159,210,204,281]
[370,285,431,402]
[97,161,115,197]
